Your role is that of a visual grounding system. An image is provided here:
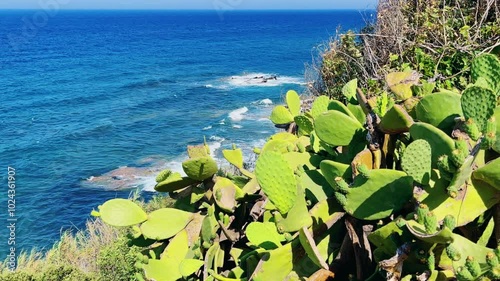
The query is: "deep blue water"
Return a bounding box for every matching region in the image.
[0,10,371,256]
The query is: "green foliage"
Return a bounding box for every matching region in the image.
[96,238,142,281]
[92,28,500,281]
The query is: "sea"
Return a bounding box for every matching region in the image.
[0,9,372,256]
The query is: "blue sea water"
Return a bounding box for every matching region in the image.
[0,10,371,256]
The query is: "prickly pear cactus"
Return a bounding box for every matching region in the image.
[461,85,497,131]
[471,53,500,93]
[401,139,431,185]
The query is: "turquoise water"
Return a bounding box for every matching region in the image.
[0,10,371,255]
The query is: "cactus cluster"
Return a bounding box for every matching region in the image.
[92,53,500,280]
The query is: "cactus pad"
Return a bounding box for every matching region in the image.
[182,156,218,181]
[255,151,298,214]
[401,139,432,185]
[415,91,463,134]
[310,96,330,119]
[286,90,301,117]
[327,100,361,124]
[274,187,313,233]
[246,222,283,249]
[342,78,358,103]
[314,110,365,146]
[410,122,455,166]
[140,208,194,240]
[386,71,419,101]
[472,157,500,191]
[222,147,244,169]
[471,54,500,93]
[294,115,314,136]
[97,199,148,227]
[461,85,497,131]
[213,177,243,213]
[379,104,414,134]
[155,171,198,193]
[270,105,294,125]
[343,169,413,220]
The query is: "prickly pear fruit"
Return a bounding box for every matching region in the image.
[443,215,456,230]
[427,253,435,271]
[450,149,467,168]
[456,266,475,281]
[424,212,438,234]
[334,192,348,206]
[356,164,371,178]
[446,244,461,261]
[487,252,499,267]
[255,151,297,214]
[401,139,431,185]
[461,85,497,132]
[437,155,457,173]
[465,256,481,277]
[333,177,350,194]
[463,119,481,141]
[417,204,429,224]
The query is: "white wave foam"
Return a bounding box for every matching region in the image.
[219,119,226,125]
[229,107,248,121]
[233,125,243,129]
[224,73,304,88]
[203,125,212,130]
[258,99,273,106]
[205,84,214,88]
[258,117,270,122]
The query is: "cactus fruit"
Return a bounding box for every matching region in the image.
[406,219,454,244]
[401,139,432,185]
[446,244,462,262]
[423,212,438,234]
[450,149,467,168]
[427,253,435,271]
[333,177,350,194]
[417,204,429,224]
[456,266,475,281]
[255,151,297,214]
[437,155,456,174]
[356,164,371,178]
[487,252,499,267]
[471,54,500,93]
[415,92,463,134]
[465,256,481,277]
[443,215,456,230]
[96,199,148,227]
[334,192,348,206]
[463,119,481,141]
[314,110,365,146]
[341,169,413,220]
[379,104,414,134]
[461,85,497,132]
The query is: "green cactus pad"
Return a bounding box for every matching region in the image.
[246,222,283,249]
[179,259,204,277]
[155,172,198,193]
[143,230,189,281]
[347,103,366,125]
[310,96,330,119]
[294,115,314,136]
[274,188,313,233]
[270,105,294,125]
[461,85,496,131]
[343,169,413,220]
[223,148,244,169]
[140,208,193,240]
[314,110,365,146]
[320,160,351,186]
[187,145,209,158]
[213,177,243,213]
[437,234,493,272]
[342,78,358,104]
[410,122,455,166]
[251,243,294,281]
[471,54,500,93]
[422,170,500,227]
[386,71,419,101]
[286,90,301,117]
[182,156,218,181]
[327,100,361,124]
[97,199,148,227]
[299,227,329,270]
[492,107,500,153]
[415,91,463,134]
[379,104,414,134]
[401,139,431,185]
[255,151,298,214]
[472,157,500,191]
